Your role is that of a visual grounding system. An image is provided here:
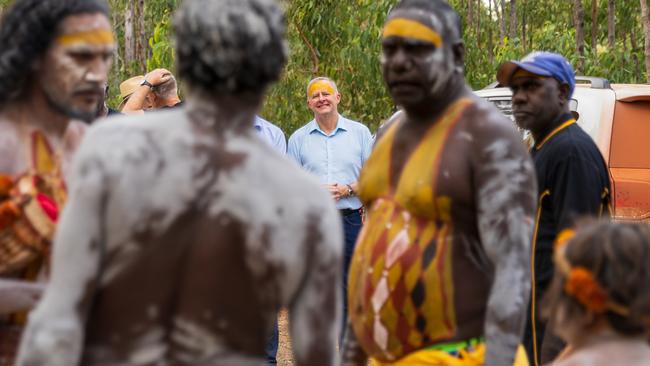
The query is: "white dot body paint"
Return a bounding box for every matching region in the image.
[16,109,343,366]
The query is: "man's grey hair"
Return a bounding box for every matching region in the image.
[153,76,178,99]
[306,77,339,96]
[174,0,287,95]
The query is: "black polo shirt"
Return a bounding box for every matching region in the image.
[531,113,611,287]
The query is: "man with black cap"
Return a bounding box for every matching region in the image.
[497,51,612,365]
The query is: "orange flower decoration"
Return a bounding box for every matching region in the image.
[0,175,13,198]
[0,200,21,229]
[554,228,576,251]
[564,266,608,313]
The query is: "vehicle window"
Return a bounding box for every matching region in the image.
[610,101,650,168]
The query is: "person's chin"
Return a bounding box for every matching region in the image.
[66,107,97,124]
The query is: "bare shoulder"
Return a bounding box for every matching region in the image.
[462,95,520,139]
[76,110,191,173]
[376,109,404,142]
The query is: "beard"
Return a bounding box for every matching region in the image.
[43,87,100,124]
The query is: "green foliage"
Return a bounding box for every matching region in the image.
[0,0,647,132]
[147,11,174,71]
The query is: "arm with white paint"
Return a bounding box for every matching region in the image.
[472,114,537,366]
[17,147,109,366]
[340,319,368,366]
[289,209,342,366]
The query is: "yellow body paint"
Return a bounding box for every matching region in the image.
[308,80,336,98]
[382,18,442,47]
[56,29,115,46]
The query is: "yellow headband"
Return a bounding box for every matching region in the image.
[382,18,442,47]
[56,29,115,46]
[512,69,547,80]
[308,80,336,98]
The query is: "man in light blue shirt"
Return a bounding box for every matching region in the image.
[253,114,285,365]
[288,77,372,340]
[254,115,286,154]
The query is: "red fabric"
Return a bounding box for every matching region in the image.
[36,193,58,222]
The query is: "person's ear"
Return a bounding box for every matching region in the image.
[558,83,570,106]
[335,92,341,103]
[452,41,465,74]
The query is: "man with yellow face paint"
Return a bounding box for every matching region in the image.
[288,76,373,340]
[342,1,537,365]
[0,0,114,364]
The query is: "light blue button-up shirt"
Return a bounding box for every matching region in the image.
[254,115,286,154]
[288,114,373,210]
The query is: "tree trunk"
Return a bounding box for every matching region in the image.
[468,0,474,30]
[134,0,147,73]
[476,0,481,41]
[521,0,527,51]
[488,0,495,63]
[509,0,517,40]
[641,0,650,83]
[499,0,507,42]
[124,4,134,67]
[608,0,615,48]
[591,0,598,50]
[574,0,585,73]
[631,24,641,83]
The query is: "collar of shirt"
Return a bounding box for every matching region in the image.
[308,114,349,137]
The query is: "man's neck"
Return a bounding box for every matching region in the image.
[315,112,339,135]
[185,89,261,135]
[532,110,572,143]
[3,89,70,137]
[403,79,470,124]
[164,96,181,107]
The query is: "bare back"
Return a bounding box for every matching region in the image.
[18,110,342,366]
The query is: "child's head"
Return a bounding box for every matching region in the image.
[546,221,650,341]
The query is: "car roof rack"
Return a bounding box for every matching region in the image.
[482,76,611,90]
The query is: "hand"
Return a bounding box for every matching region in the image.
[144,68,172,86]
[323,183,350,201]
[0,279,44,314]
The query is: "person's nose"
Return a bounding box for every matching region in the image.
[390,48,411,73]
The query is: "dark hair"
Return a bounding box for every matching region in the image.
[173,0,287,96]
[392,0,463,43]
[545,220,650,336]
[0,0,109,106]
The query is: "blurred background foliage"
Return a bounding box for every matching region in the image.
[0,0,647,133]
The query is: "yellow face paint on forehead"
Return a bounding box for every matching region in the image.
[382,17,443,48]
[512,69,547,80]
[308,80,336,98]
[56,29,115,46]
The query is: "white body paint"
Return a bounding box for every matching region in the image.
[17,109,343,366]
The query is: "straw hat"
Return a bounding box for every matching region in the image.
[119,75,145,100]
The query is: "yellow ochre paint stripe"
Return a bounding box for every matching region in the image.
[383,18,442,47]
[531,189,550,366]
[56,30,115,46]
[535,119,575,150]
[308,80,336,98]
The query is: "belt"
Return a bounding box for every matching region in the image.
[339,208,361,217]
[426,336,485,354]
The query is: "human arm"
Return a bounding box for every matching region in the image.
[340,319,368,366]
[121,68,172,114]
[273,129,287,155]
[16,149,108,366]
[0,279,43,314]
[290,208,342,366]
[473,117,537,366]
